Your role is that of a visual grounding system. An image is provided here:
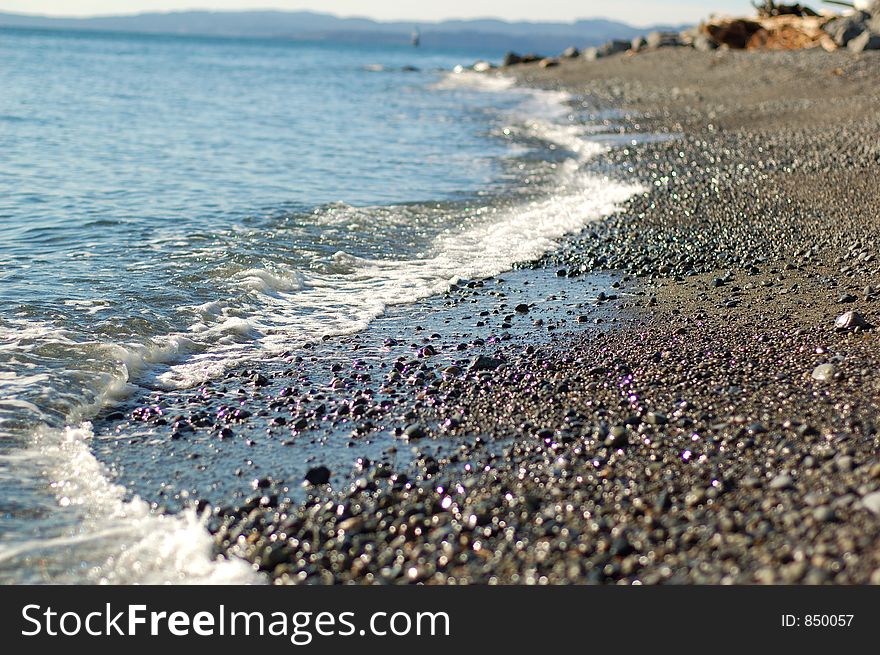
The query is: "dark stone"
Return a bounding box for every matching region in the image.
[645,412,668,425]
[824,12,869,47]
[598,39,631,57]
[470,355,504,371]
[502,51,522,66]
[404,424,426,440]
[605,426,628,448]
[848,29,880,53]
[304,466,331,486]
[610,536,634,557]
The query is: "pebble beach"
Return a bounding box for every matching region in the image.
[106,47,880,585]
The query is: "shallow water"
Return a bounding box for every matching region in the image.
[0,27,642,583]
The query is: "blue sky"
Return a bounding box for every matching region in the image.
[0,1,756,26]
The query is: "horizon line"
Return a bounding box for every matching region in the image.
[0,7,687,29]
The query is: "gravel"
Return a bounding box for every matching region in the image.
[102,49,880,585]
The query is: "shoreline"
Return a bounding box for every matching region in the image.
[131,49,880,583]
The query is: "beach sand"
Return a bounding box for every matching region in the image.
[130,48,880,584]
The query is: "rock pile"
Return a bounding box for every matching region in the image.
[824,7,880,51]
[493,2,880,69]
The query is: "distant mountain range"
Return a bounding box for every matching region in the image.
[0,10,688,54]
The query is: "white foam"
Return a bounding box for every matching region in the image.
[436,70,518,92]
[234,266,305,294]
[1,423,262,584]
[160,150,639,391]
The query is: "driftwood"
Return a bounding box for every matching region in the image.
[751,1,821,16]
[705,13,837,50]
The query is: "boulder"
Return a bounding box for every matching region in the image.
[824,12,870,47]
[678,26,700,45]
[848,28,880,51]
[502,51,522,66]
[631,35,647,52]
[472,60,493,72]
[646,30,684,49]
[582,46,600,61]
[693,34,720,51]
[561,46,580,58]
[598,39,632,57]
[539,57,559,68]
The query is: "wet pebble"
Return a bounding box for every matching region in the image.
[304,466,331,486]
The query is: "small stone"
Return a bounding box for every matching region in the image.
[769,474,794,490]
[304,466,331,486]
[838,293,857,303]
[812,506,836,523]
[836,456,854,472]
[404,424,426,441]
[605,426,628,448]
[645,412,668,425]
[337,516,364,533]
[515,303,530,314]
[609,536,634,557]
[835,310,871,331]
[470,355,504,371]
[862,491,880,516]
[811,363,836,382]
[741,476,761,489]
[685,488,705,507]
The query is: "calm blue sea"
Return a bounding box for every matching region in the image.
[0,26,639,583]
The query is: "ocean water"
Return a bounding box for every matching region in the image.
[0,27,641,583]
